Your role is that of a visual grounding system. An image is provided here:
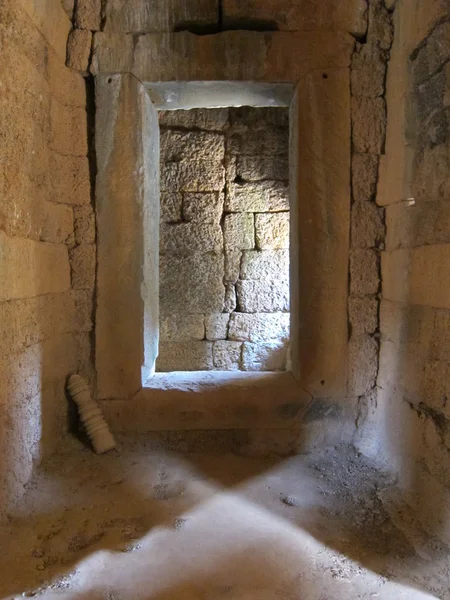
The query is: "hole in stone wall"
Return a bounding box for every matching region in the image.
[156,106,290,373]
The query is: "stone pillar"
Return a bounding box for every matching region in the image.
[95,73,160,399]
[290,71,351,396]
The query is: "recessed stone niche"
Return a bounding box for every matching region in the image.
[156,107,290,372]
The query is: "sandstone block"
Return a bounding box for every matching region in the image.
[351,200,385,248]
[213,341,242,370]
[349,296,378,335]
[367,0,393,50]
[223,214,255,251]
[242,342,287,371]
[161,160,225,192]
[229,107,289,129]
[46,51,86,108]
[255,213,289,250]
[69,244,96,290]
[352,96,386,154]
[205,314,230,341]
[348,334,378,396]
[159,108,229,131]
[160,192,182,223]
[161,130,225,162]
[228,127,288,156]
[350,249,379,296]
[104,0,219,33]
[160,222,223,255]
[228,313,290,343]
[226,181,289,213]
[240,249,289,281]
[236,155,289,182]
[160,254,224,314]
[351,42,387,98]
[66,29,92,72]
[224,283,237,312]
[74,0,101,30]
[62,0,75,18]
[386,200,450,250]
[183,192,224,224]
[0,233,70,301]
[40,202,74,244]
[352,153,379,202]
[50,99,88,157]
[156,342,213,372]
[236,279,289,313]
[160,314,205,342]
[74,205,95,245]
[224,250,242,282]
[412,22,450,85]
[51,154,91,205]
[411,143,450,203]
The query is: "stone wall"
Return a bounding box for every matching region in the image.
[354,0,450,546]
[0,0,92,517]
[157,108,290,372]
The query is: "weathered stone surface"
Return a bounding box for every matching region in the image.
[242,342,287,371]
[74,0,101,30]
[161,161,225,192]
[156,342,213,372]
[222,0,368,36]
[412,22,450,86]
[241,249,289,280]
[226,181,289,213]
[183,192,224,223]
[236,279,289,313]
[352,96,386,154]
[352,153,379,202]
[350,249,379,296]
[50,99,88,156]
[16,0,72,59]
[0,233,70,301]
[236,155,289,182]
[382,246,450,309]
[213,341,242,370]
[70,244,95,290]
[159,109,229,131]
[160,254,225,314]
[160,314,205,342]
[229,107,289,129]
[224,250,242,282]
[228,128,288,156]
[224,283,237,312]
[160,192,182,223]
[160,130,225,162]
[66,29,92,72]
[411,143,450,203]
[348,334,378,395]
[205,314,230,341]
[351,42,387,98]
[51,154,91,206]
[386,200,450,250]
[104,0,219,33]
[255,213,289,250]
[349,296,378,335]
[73,205,95,245]
[40,202,74,244]
[93,31,355,83]
[160,222,223,255]
[351,200,385,248]
[223,214,255,251]
[61,0,75,18]
[228,313,290,343]
[367,0,393,51]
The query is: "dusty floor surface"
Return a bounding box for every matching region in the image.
[1,439,449,599]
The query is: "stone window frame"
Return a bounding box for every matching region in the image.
[93,32,352,405]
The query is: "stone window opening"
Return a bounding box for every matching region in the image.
[156,106,291,373]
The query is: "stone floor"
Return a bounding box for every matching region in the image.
[1,439,449,599]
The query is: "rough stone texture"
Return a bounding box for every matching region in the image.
[91,30,355,82]
[412,21,450,86]
[159,108,290,371]
[66,29,92,73]
[73,206,95,245]
[352,154,379,202]
[222,0,368,36]
[69,244,95,290]
[351,200,385,248]
[350,249,380,296]
[386,200,450,250]
[351,42,387,98]
[228,313,290,343]
[205,314,230,341]
[242,342,287,371]
[348,334,379,396]
[160,315,205,342]
[352,96,386,154]
[213,341,242,370]
[237,280,289,313]
[74,0,101,30]
[255,213,290,250]
[156,342,213,372]
[349,297,379,335]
